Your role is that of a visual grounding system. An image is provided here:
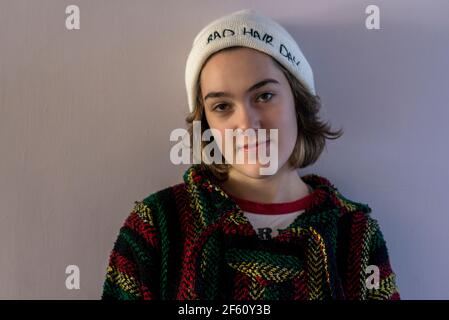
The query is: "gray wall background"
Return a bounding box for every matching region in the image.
[1,0,448,299]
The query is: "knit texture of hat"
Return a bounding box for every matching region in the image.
[185,8,316,113]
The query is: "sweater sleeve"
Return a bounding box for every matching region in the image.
[101,200,160,300]
[365,218,400,300]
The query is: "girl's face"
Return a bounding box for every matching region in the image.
[199,47,298,178]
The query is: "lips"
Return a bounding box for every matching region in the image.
[240,139,270,151]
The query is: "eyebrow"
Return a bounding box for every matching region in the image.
[203,78,280,101]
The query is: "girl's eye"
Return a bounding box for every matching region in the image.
[212,104,229,112]
[258,92,275,102]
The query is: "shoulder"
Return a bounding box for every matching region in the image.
[333,184,380,230]
[119,182,190,237]
[140,182,187,208]
[304,174,373,216]
[323,181,386,250]
[127,181,187,219]
[305,173,381,232]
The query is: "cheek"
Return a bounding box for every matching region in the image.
[267,106,297,133]
[283,115,298,140]
[275,109,298,150]
[285,115,298,133]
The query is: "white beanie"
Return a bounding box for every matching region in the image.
[185,8,316,113]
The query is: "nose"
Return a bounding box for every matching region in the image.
[237,102,261,131]
[233,103,262,147]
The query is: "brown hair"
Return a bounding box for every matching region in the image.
[185,46,344,182]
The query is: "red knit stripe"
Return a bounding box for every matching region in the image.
[228,190,317,215]
[173,184,198,299]
[222,210,255,237]
[141,285,156,300]
[292,272,308,300]
[233,272,251,300]
[345,212,367,299]
[378,262,394,279]
[124,212,159,248]
[109,250,137,276]
[391,291,401,300]
[109,251,156,299]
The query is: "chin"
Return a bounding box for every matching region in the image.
[230,162,280,179]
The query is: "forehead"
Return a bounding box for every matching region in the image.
[199,47,284,90]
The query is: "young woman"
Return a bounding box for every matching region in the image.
[102,9,400,300]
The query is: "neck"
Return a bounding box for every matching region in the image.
[220,163,312,203]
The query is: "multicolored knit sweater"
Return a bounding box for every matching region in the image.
[102,164,400,300]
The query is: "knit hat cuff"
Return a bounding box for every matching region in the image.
[185,9,316,113]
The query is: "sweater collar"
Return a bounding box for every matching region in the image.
[183,163,338,191]
[182,164,371,228]
[180,164,371,299]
